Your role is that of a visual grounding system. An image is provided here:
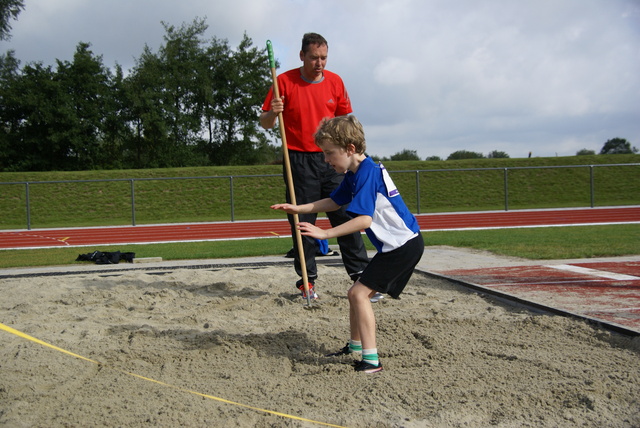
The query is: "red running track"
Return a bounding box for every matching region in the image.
[1,206,638,250]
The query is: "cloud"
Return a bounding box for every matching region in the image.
[3,0,639,160]
[373,57,418,86]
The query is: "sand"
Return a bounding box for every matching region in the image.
[1,250,639,427]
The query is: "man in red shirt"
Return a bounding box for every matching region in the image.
[260,33,369,299]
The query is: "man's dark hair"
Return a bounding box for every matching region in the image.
[301,33,328,53]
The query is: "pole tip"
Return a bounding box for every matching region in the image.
[266,40,275,68]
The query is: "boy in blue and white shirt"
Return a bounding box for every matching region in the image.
[271,115,424,373]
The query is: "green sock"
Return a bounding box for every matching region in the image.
[362,348,379,366]
[349,340,362,354]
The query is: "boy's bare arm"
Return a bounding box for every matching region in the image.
[271,198,340,214]
[298,215,372,241]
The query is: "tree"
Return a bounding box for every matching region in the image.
[125,18,212,168]
[447,150,484,160]
[54,43,116,169]
[99,64,133,169]
[126,46,171,168]
[126,20,274,167]
[157,18,210,166]
[3,62,61,170]
[576,148,596,156]
[425,156,442,161]
[0,16,278,170]
[0,0,24,41]
[487,150,509,159]
[1,43,125,171]
[0,49,20,168]
[199,37,232,161]
[203,33,275,165]
[599,138,638,155]
[390,149,421,161]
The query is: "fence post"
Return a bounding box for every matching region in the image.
[229,176,235,222]
[415,171,421,214]
[589,165,595,208]
[130,179,136,226]
[25,182,31,230]
[503,168,509,211]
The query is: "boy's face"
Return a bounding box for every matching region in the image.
[318,140,351,173]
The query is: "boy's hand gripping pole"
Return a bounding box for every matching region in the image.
[267,40,312,306]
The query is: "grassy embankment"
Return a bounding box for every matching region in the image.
[0,154,638,268]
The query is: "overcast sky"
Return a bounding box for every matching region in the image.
[3,0,639,159]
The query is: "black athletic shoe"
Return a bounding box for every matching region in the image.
[325,343,352,357]
[353,360,383,373]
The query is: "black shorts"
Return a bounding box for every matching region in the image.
[358,234,424,299]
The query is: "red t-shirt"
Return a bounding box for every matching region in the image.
[262,68,352,152]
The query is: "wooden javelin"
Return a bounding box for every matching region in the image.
[266,40,312,306]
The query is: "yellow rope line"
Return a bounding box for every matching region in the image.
[1,322,348,428]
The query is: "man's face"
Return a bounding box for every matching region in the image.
[300,43,328,82]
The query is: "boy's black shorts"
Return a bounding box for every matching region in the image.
[358,233,424,299]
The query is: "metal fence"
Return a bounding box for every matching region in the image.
[403,163,639,213]
[1,163,638,230]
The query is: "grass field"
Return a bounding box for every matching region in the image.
[1,154,638,269]
[1,224,638,269]
[1,154,638,229]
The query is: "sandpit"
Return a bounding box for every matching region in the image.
[1,262,638,427]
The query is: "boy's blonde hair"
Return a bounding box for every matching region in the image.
[314,115,367,154]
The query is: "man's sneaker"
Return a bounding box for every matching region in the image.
[301,285,318,300]
[295,278,315,288]
[325,343,352,357]
[370,292,384,303]
[296,279,318,299]
[353,360,383,373]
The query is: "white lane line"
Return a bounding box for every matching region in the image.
[482,279,614,287]
[545,264,640,281]
[585,307,640,313]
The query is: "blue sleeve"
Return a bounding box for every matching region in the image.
[343,165,379,218]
